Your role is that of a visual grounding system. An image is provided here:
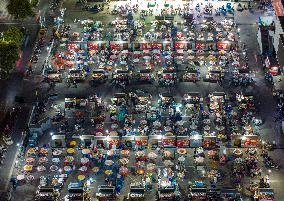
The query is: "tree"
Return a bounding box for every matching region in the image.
[3,26,24,46]
[31,0,39,7]
[0,40,20,76]
[7,0,34,19]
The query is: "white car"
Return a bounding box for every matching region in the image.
[3,136,13,146]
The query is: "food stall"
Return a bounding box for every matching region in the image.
[203,136,217,149]
[257,188,275,201]
[135,136,148,150]
[183,92,201,106]
[51,135,66,148]
[96,185,116,201]
[135,92,151,113]
[93,136,106,149]
[190,135,203,148]
[65,95,88,109]
[121,136,134,149]
[241,135,258,147]
[113,70,130,82]
[220,188,242,201]
[137,69,154,83]
[207,70,222,82]
[46,70,62,82]
[92,69,107,82]
[183,70,199,82]
[148,135,162,149]
[159,93,175,108]
[69,69,86,81]
[80,135,93,147]
[188,187,207,201]
[161,136,176,148]
[35,186,57,201]
[209,92,226,112]
[158,187,176,200]
[159,70,177,86]
[67,183,84,201]
[111,93,127,106]
[128,184,145,200]
[177,136,190,147]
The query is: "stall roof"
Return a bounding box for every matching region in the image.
[191,187,207,192]
[116,70,129,74]
[184,92,200,96]
[113,93,126,98]
[93,69,105,73]
[98,185,115,193]
[139,69,151,73]
[210,70,221,74]
[186,69,198,73]
[130,187,145,194]
[212,92,225,96]
[70,69,82,73]
[163,69,176,74]
[161,92,173,97]
[258,188,274,193]
[239,69,249,74]
[68,187,84,194]
[38,186,54,193]
[159,187,175,193]
[47,70,59,74]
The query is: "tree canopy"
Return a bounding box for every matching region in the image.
[0,40,20,76]
[7,0,34,19]
[3,26,24,46]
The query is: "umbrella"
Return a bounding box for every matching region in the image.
[195,156,204,163]
[23,165,33,172]
[178,156,186,162]
[147,163,156,171]
[109,131,118,136]
[82,149,91,155]
[78,174,86,181]
[50,165,58,172]
[163,151,171,157]
[190,130,199,136]
[66,148,75,154]
[165,132,173,136]
[37,166,46,172]
[105,170,113,175]
[148,152,157,159]
[105,160,114,166]
[177,148,187,155]
[164,160,174,167]
[119,166,128,174]
[17,175,25,181]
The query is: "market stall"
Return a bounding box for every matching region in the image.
[128,184,145,200]
[182,70,199,82]
[69,69,86,81]
[188,187,207,201]
[35,186,58,201]
[136,69,154,83]
[67,183,84,201]
[92,69,107,83]
[220,188,242,201]
[96,185,116,201]
[257,188,275,201]
[46,70,62,82]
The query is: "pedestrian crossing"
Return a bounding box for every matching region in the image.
[0,10,13,21]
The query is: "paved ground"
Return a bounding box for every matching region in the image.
[1,0,284,201]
